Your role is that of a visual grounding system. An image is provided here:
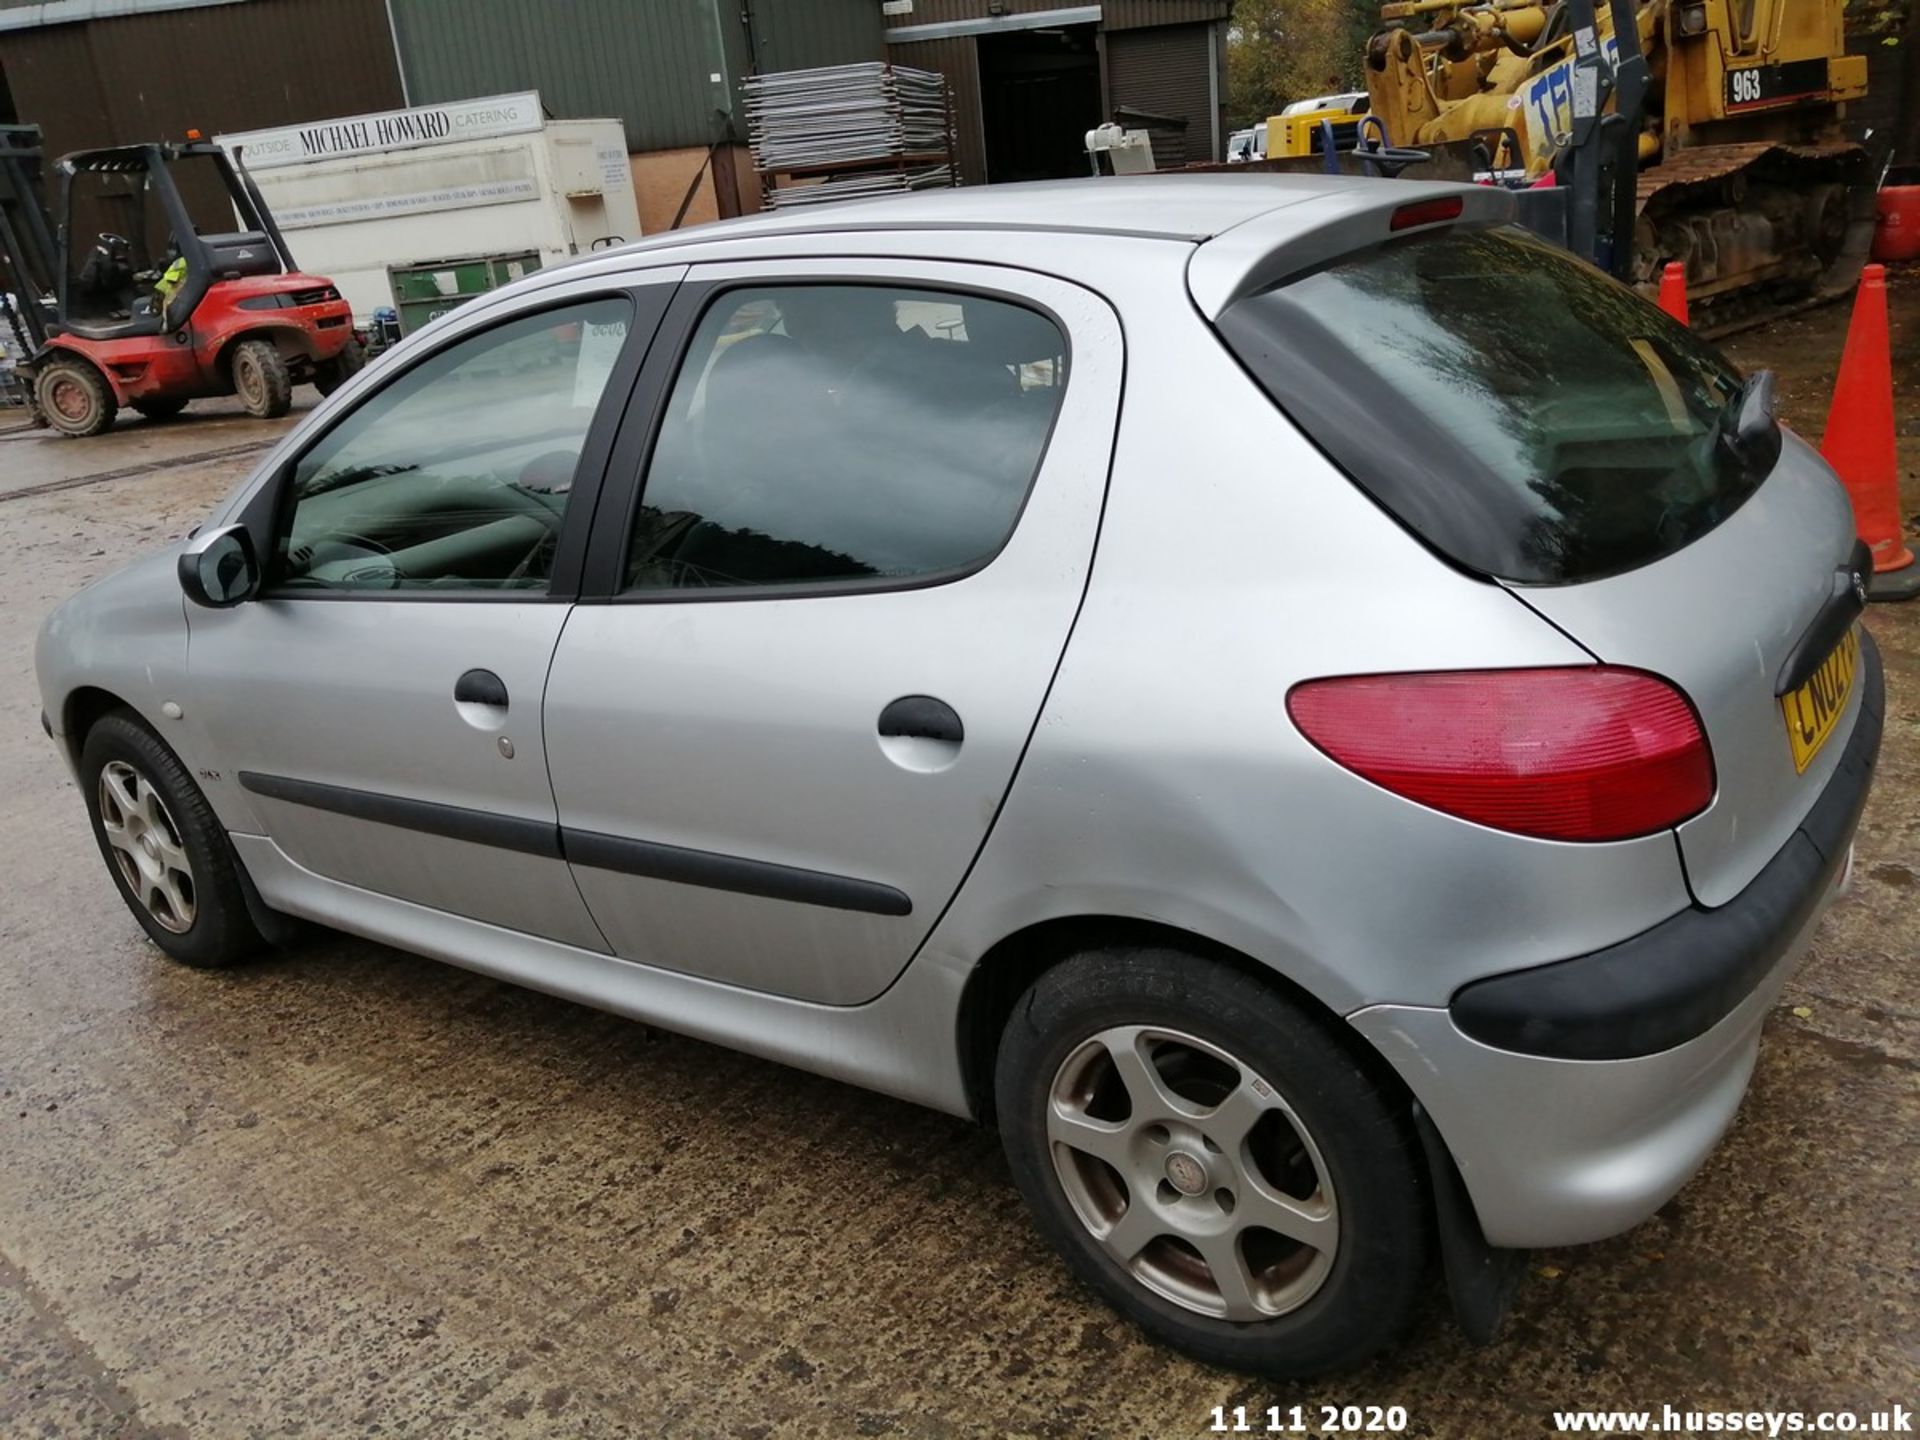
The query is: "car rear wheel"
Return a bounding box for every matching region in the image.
[80,711,267,969]
[35,357,115,437]
[994,948,1429,1377]
[231,338,292,419]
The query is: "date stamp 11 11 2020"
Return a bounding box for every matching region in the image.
[1209,1405,1411,1435]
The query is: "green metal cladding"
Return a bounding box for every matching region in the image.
[389,0,887,152]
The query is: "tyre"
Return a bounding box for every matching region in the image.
[34,357,115,437]
[312,337,365,396]
[80,711,268,969]
[994,948,1429,1377]
[131,396,189,421]
[231,338,292,419]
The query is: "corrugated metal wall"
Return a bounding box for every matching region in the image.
[749,0,885,76]
[391,0,745,152]
[885,1,1227,182]
[391,0,883,154]
[884,0,1229,33]
[1106,22,1218,165]
[888,35,984,183]
[0,0,402,157]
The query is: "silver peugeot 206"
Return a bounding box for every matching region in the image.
[36,176,1882,1376]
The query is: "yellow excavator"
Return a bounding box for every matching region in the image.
[1364,0,1875,332]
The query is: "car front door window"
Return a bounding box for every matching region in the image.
[275,296,631,593]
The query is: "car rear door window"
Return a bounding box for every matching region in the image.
[625,284,1067,593]
[273,296,631,593]
[1216,226,1763,584]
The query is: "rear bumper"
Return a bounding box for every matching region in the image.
[1451,630,1884,1060]
[1349,630,1883,1247]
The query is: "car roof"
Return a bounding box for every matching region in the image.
[449,170,1509,343]
[603,174,1422,252]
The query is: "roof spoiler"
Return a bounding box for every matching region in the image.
[1186,180,1515,320]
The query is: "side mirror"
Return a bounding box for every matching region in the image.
[177,524,260,608]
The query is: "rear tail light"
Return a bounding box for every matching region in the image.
[1286,668,1715,842]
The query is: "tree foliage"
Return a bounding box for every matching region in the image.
[1226,0,1379,130]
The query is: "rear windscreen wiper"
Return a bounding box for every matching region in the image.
[1718,369,1781,473]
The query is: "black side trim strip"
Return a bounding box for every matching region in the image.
[237,772,562,860]
[235,771,911,917]
[562,828,913,917]
[1449,629,1884,1061]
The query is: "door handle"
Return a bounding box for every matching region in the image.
[454,668,509,709]
[878,695,963,744]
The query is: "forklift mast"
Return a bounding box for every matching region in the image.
[1560,0,1651,278]
[0,125,57,353]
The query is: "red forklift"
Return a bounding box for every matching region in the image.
[0,124,361,437]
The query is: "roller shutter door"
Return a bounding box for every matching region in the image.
[1105,22,1217,167]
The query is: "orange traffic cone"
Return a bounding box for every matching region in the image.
[1822,264,1919,602]
[1658,263,1689,326]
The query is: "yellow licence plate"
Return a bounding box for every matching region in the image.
[1782,628,1859,774]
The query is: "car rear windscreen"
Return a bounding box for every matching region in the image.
[1216,226,1768,585]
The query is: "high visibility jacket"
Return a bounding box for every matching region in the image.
[155,255,188,301]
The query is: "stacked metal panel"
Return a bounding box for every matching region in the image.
[759,162,957,209]
[743,62,956,209]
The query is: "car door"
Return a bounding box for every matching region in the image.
[542,259,1123,1004]
[185,275,675,949]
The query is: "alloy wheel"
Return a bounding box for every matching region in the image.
[98,760,196,933]
[1046,1025,1339,1321]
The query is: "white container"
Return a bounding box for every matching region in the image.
[218,92,641,323]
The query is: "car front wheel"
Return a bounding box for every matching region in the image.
[994,948,1430,1377]
[80,711,267,968]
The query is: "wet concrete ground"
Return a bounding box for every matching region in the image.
[2,301,1917,1437]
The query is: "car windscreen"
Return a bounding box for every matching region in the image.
[1215,225,1767,585]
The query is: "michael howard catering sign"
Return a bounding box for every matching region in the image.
[219,93,546,170]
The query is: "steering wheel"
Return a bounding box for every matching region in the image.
[332,530,393,557]
[290,531,399,588]
[335,532,399,587]
[96,231,131,252]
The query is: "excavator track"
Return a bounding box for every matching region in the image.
[1631,140,1874,339]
